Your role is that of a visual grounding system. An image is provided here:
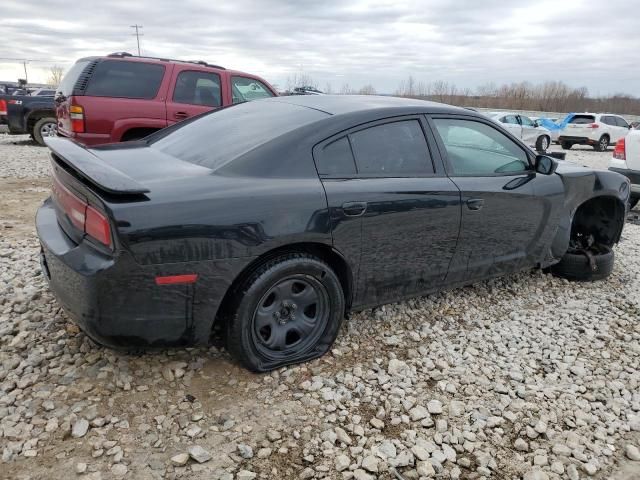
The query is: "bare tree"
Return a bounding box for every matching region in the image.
[285,73,318,93]
[358,84,377,95]
[47,65,65,87]
[324,82,333,94]
[340,83,354,95]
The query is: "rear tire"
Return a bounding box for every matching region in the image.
[535,135,550,152]
[225,253,345,372]
[550,245,614,281]
[560,141,573,150]
[32,117,57,146]
[594,135,609,152]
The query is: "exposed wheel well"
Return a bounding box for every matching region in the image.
[120,127,160,142]
[215,242,354,330]
[571,196,625,247]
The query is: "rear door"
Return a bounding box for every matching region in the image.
[314,116,461,307]
[429,115,551,283]
[166,67,223,124]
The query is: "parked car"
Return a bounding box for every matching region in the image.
[630,121,640,130]
[0,92,56,144]
[558,113,630,151]
[55,52,277,146]
[29,88,56,97]
[488,112,551,152]
[609,129,640,209]
[531,116,562,144]
[37,96,628,371]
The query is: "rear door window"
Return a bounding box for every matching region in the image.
[503,115,519,124]
[231,77,275,104]
[316,137,357,176]
[173,70,221,106]
[85,60,165,99]
[349,120,434,176]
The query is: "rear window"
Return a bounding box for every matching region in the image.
[57,60,91,97]
[569,115,596,124]
[150,100,326,170]
[85,60,164,99]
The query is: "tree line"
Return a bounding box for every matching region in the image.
[284,74,640,115]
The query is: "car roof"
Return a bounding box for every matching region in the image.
[265,94,469,116]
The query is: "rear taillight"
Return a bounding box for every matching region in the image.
[588,123,599,129]
[70,105,85,133]
[52,177,112,248]
[0,99,6,116]
[613,138,626,160]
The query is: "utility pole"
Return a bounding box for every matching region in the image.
[22,60,28,84]
[130,25,143,56]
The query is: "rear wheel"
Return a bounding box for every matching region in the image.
[594,135,609,152]
[550,245,614,281]
[561,141,573,150]
[535,135,550,152]
[32,117,57,146]
[225,253,345,372]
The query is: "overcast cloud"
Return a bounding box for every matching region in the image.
[1,0,638,95]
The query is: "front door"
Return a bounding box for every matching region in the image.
[313,116,461,308]
[519,115,540,144]
[429,116,549,283]
[166,69,222,125]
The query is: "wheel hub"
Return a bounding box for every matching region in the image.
[274,300,298,324]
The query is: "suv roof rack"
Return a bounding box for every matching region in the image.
[106,52,225,70]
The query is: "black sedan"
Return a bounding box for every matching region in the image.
[37,95,629,371]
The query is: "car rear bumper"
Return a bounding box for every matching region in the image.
[36,197,207,348]
[609,166,640,195]
[57,129,113,147]
[558,136,598,145]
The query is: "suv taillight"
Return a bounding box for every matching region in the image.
[70,105,85,133]
[588,123,599,129]
[52,177,112,247]
[0,99,6,116]
[613,138,626,160]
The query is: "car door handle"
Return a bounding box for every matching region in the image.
[174,111,189,120]
[342,201,367,216]
[466,198,484,211]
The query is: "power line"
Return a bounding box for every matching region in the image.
[130,25,143,56]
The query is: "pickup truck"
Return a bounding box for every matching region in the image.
[0,92,56,145]
[55,52,277,146]
[609,129,640,209]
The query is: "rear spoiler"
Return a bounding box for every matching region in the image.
[45,137,150,195]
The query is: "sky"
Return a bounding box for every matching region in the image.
[1,0,639,96]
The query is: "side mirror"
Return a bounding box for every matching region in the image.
[535,155,558,175]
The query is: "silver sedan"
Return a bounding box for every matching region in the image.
[488,112,552,152]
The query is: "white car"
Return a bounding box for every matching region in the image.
[609,129,640,209]
[559,113,630,152]
[488,112,552,152]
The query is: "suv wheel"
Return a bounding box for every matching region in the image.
[560,141,573,150]
[32,117,57,146]
[535,135,550,152]
[225,253,345,372]
[594,135,609,152]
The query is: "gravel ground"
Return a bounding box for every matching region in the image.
[1,134,640,480]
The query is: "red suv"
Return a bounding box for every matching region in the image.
[55,52,277,146]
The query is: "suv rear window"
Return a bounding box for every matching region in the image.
[569,115,596,124]
[57,60,91,97]
[85,60,165,99]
